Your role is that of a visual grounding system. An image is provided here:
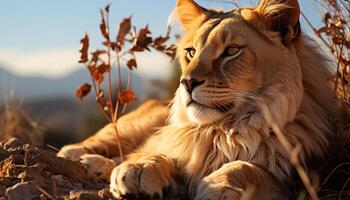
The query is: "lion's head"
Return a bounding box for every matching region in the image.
[171,0,335,130]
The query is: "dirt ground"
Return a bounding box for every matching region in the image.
[0,138,114,200]
[0,138,188,200]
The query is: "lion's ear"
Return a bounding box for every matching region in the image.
[176,0,205,31]
[255,0,300,44]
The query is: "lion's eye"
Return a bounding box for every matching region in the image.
[185,48,196,60]
[223,46,242,58]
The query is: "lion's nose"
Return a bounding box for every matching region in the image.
[180,78,205,93]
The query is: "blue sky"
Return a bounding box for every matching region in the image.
[0,0,323,78]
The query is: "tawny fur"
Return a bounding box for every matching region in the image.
[58,0,337,199]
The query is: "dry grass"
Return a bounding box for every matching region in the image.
[296,0,350,199]
[0,103,43,147]
[311,1,350,199]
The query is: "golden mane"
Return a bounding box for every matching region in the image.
[155,19,338,198]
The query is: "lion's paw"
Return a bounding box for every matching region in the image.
[110,156,175,200]
[57,145,88,161]
[80,154,118,181]
[194,176,242,200]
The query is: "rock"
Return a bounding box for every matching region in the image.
[67,190,100,200]
[9,154,24,165]
[18,164,47,183]
[0,156,26,177]
[39,194,48,200]
[0,177,18,187]
[98,188,114,199]
[0,148,9,161]
[5,181,40,200]
[0,184,6,197]
[3,138,23,151]
[0,138,117,199]
[51,174,73,188]
[23,143,90,183]
[6,147,24,156]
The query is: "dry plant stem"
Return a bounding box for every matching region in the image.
[100,7,124,162]
[112,121,124,162]
[339,180,350,199]
[301,12,331,49]
[110,51,124,162]
[307,0,350,102]
[113,50,122,122]
[87,65,111,121]
[107,45,114,119]
[46,144,60,152]
[77,5,177,164]
[319,163,350,190]
[338,178,350,200]
[112,47,125,162]
[36,184,56,200]
[260,104,320,200]
[104,8,115,120]
[109,55,125,162]
[121,64,133,113]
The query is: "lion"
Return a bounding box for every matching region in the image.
[58,0,338,199]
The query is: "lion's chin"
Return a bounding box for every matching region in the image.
[186,101,224,125]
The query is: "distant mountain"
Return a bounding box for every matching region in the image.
[0,66,144,100]
[0,66,148,147]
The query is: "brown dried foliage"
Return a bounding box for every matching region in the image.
[305,1,350,106]
[76,5,176,161]
[301,0,350,199]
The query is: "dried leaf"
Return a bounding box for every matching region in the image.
[92,68,105,84]
[100,10,110,41]
[332,37,344,45]
[164,44,177,58]
[118,90,136,104]
[90,63,109,84]
[76,83,91,100]
[96,89,107,108]
[126,59,137,70]
[316,27,328,35]
[324,12,331,22]
[333,16,344,27]
[138,26,151,40]
[79,34,89,63]
[97,63,110,74]
[117,17,132,47]
[131,26,152,52]
[153,36,169,47]
[104,4,110,13]
[91,50,107,63]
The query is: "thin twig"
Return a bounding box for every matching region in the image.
[338,178,350,200]
[46,144,60,152]
[36,184,56,200]
[260,103,319,200]
[301,11,331,49]
[105,9,115,122]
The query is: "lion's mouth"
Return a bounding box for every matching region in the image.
[187,100,234,113]
[187,100,206,108]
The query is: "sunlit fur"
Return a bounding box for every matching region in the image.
[59,0,338,199]
[138,1,337,198]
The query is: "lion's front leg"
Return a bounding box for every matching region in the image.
[58,100,170,161]
[110,154,180,200]
[195,161,286,200]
